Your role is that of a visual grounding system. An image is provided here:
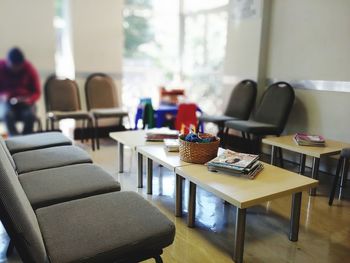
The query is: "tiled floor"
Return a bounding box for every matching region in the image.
[1,138,350,262]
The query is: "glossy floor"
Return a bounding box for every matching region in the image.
[1,139,350,263]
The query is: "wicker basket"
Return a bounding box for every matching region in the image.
[179,133,220,164]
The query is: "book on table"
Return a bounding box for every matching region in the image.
[293,132,325,146]
[145,128,179,141]
[206,149,263,179]
[163,139,179,152]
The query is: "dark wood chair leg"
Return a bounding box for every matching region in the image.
[329,157,343,206]
[339,159,349,199]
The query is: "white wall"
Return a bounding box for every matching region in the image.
[0,0,56,125]
[69,0,124,127]
[267,0,350,143]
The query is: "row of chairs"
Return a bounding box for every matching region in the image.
[199,80,295,155]
[44,73,129,150]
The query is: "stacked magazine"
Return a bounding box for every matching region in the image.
[206,149,263,179]
[163,139,179,152]
[293,133,325,146]
[145,128,179,141]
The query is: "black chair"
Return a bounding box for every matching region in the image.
[329,148,350,205]
[224,81,295,156]
[198,79,257,141]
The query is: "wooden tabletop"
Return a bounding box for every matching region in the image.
[262,135,350,158]
[136,145,192,171]
[175,162,318,209]
[109,130,161,149]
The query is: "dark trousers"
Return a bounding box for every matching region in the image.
[4,103,36,136]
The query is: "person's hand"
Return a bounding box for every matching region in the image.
[9,96,31,105]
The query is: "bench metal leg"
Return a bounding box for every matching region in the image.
[188,182,196,228]
[289,192,302,241]
[175,174,183,217]
[271,146,277,165]
[147,158,153,194]
[137,153,143,188]
[310,157,320,196]
[233,207,246,263]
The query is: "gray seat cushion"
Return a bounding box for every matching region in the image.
[198,114,237,124]
[225,120,280,135]
[36,191,175,263]
[19,164,121,209]
[13,146,92,174]
[91,108,129,118]
[5,132,72,154]
[48,110,93,120]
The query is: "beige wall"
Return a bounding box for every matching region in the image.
[0,0,56,126]
[267,0,350,143]
[70,0,124,126]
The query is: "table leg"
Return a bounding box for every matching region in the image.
[188,182,196,228]
[147,158,153,194]
[310,157,320,196]
[299,154,306,175]
[289,192,302,242]
[271,146,277,165]
[175,174,183,217]
[118,142,124,173]
[137,153,143,188]
[233,207,246,263]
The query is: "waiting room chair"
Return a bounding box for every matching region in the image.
[329,148,350,205]
[198,79,257,140]
[85,73,129,149]
[175,103,204,134]
[44,75,95,150]
[224,81,295,155]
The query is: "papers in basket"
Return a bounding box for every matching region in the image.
[206,149,263,179]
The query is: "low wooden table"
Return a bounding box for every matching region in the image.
[136,145,192,193]
[175,163,318,263]
[262,135,350,195]
[109,130,161,174]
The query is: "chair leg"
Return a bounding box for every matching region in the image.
[154,255,163,263]
[339,158,349,200]
[95,117,100,150]
[222,127,229,148]
[329,157,343,206]
[88,118,95,151]
[6,239,14,257]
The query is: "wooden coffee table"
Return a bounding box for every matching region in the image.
[136,145,192,194]
[109,130,161,174]
[262,135,350,195]
[175,163,318,263]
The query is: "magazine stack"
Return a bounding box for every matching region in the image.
[206,149,263,179]
[145,128,179,141]
[293,133,325,146]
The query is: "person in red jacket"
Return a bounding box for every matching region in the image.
[0,47,41,135]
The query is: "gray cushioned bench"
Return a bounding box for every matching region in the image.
[19,164,121,209]
[5,132,72,154]
[12,145,92,174]
[0,135,175,262]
